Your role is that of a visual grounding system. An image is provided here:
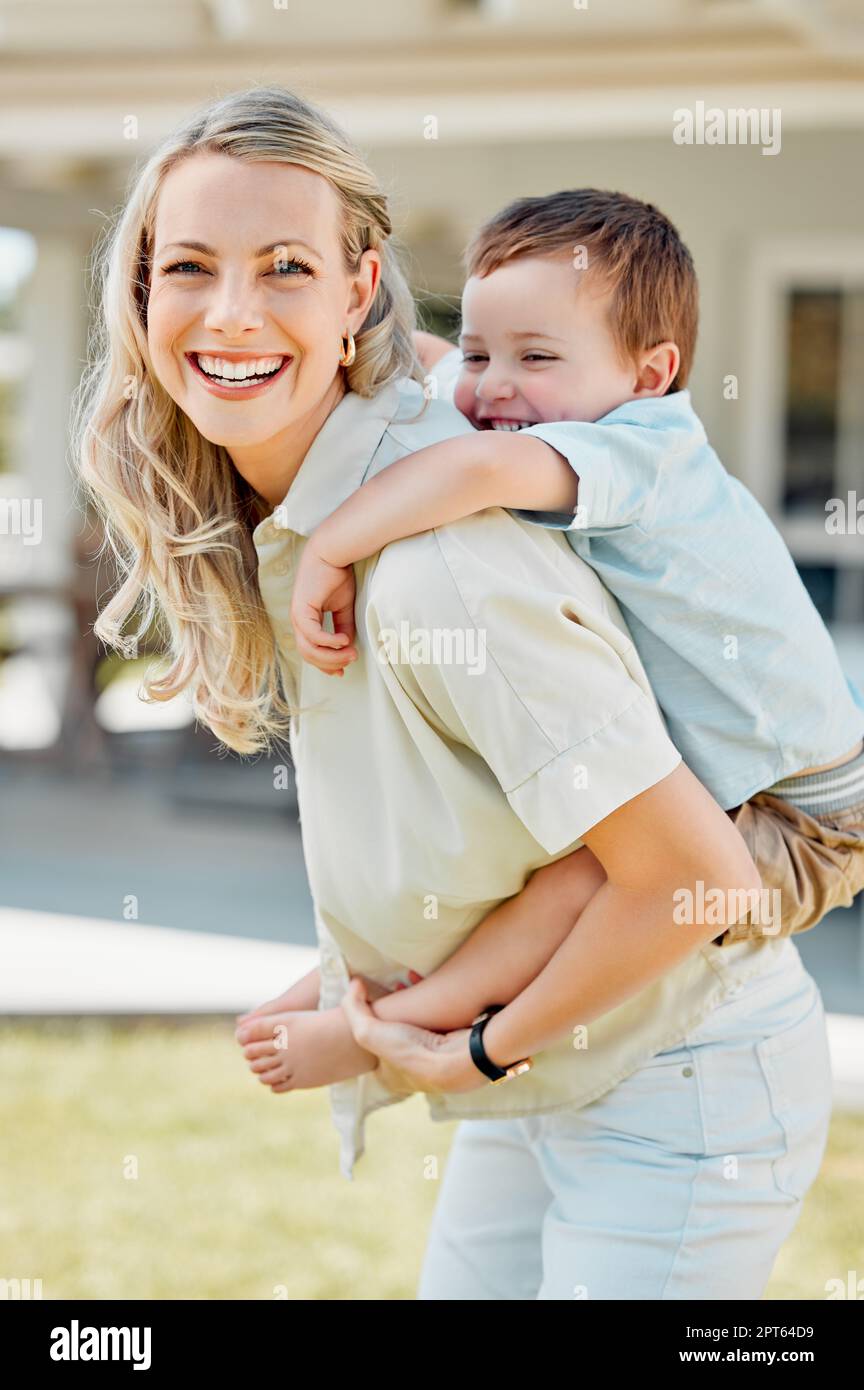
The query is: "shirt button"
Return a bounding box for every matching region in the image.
[682,1066,694,1078]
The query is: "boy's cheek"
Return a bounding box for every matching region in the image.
[452,378,479,425]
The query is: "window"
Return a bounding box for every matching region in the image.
[0,227,37,476]
[742,241,864,626]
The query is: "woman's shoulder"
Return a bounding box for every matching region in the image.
[376,376,477,457]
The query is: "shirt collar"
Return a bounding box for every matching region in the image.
[252,380,402,546]
[598,387,703,439]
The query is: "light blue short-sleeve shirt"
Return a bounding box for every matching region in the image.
[431,350,864,809]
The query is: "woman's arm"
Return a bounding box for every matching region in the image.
[477,761,760,1066]
[341,762,761,1093]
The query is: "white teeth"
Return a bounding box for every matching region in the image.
[491,421,524,430]
[195,354,285,381]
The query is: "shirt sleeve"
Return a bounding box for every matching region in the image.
[507,419,660,535]
[365,514,681,855]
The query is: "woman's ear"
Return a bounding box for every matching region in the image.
[633,341,680,397]
[348,248,382,330]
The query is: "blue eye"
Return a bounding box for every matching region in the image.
[270,257,313,276]
[160,257,314,277]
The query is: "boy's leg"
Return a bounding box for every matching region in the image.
[719,755,864,947]
[376,847,607,1031]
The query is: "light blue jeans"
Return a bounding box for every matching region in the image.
[417,939,833,1300]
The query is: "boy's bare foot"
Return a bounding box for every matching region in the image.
[236,985,307,1026]
[236,1007,379,1090]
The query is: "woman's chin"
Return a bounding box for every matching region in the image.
[184,406,280,451]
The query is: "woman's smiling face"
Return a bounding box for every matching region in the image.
[146,151,379,468]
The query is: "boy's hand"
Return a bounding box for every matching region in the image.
[290,543,359,675]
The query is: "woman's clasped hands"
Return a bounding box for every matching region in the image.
[340,975,488,1096]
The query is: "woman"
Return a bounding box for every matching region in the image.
[74,86,832,1300]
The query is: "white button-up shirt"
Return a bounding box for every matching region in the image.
[252,377,778,1180]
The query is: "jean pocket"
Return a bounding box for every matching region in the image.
[542,1044,704,1154]
[756,989,833,1201]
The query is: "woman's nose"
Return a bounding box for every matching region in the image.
[202,274,266,337]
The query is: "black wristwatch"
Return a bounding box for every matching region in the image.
[469,1005,533,1085]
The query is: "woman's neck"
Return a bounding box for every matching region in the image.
[229,371,347,512]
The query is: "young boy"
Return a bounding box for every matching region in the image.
[282,189,864,1037]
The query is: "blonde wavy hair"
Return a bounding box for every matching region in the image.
[73,85,424,755]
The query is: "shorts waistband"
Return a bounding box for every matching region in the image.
[765,742,864,815]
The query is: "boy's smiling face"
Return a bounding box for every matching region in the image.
[453,253,645,430]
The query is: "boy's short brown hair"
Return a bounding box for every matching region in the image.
[462,189,698,392]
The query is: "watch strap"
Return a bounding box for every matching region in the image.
[469,1005,508,1082]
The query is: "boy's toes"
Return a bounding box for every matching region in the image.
[234,1016,277,1044]
[249,1055,281,1074]
[257,1063,288,1086]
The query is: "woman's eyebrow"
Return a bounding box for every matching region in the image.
[154,239,323,259]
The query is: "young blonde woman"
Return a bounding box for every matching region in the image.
[74,86,833,1301]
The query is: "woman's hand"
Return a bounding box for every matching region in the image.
[290,541,358,675]
[340,976,488,1095]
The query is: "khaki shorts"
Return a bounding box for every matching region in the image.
[715,790,864,947]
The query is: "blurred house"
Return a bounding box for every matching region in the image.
[0,0,862,985]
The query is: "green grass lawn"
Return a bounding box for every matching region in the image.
[1,1019,860,1300]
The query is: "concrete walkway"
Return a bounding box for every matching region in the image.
[0,905,317,1015]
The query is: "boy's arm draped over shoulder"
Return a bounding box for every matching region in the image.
[311,431,580,572]
[291,406,675,676]
[290,431,580,671]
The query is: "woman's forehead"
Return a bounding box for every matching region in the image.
[153,152,340,255]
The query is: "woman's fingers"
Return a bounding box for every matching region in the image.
[339,976,377,1047]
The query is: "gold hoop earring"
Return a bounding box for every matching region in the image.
[339,332,356,368]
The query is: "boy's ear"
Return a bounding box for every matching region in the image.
[633,341,680,397]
